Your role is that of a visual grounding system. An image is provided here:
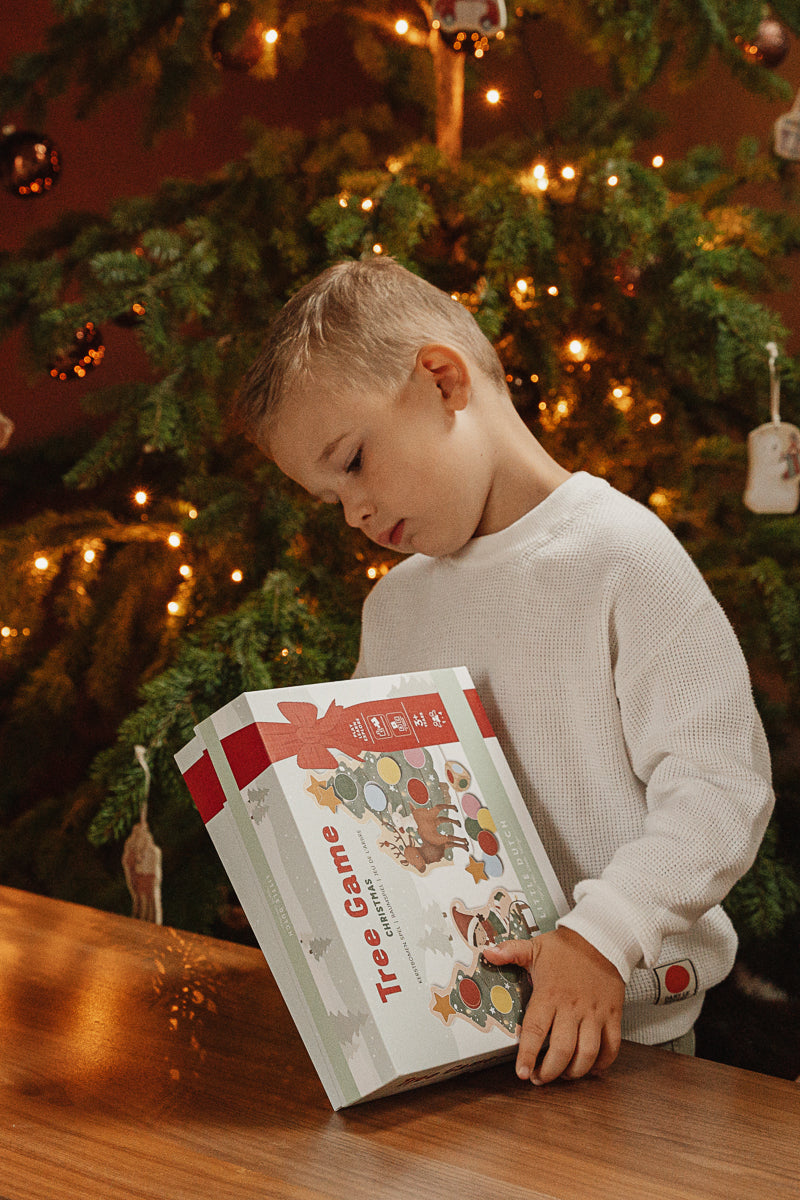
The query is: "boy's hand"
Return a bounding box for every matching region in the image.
[481,926,624,1085]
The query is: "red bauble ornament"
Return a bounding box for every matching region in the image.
[211,15,266,71]
[49,323,105,381]
[0,129,61,197]
[742,18,791,68]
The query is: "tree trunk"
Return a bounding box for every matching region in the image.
[430,32,464,164]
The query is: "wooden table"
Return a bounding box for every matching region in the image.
[0,885,797,1200]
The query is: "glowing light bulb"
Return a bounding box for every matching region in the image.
[607,175,619,187]
[367,566,378,579]
[652,155,664,168]
[537,177,549,191]
[188,508,198,519]
[83,549,95,563]
[167,532,181,548]
[561,165,576,180]
[134,490,148,506]
[486,89,501,105]
[167,601,180,615]
[516,278,528,293]
[179,564,192,578]
[263,28,278,44]
[338,195,348,207]
[533,164,546,179]
[649,412,663,425]
[281,647,290,658]
[34,556,49,571]
[1,627,10,638]
[361,198,373,211]
[556,400,569,415]
[395,18,409,35]
[231,569,243,582]
[372,243,383,254]
[569,340,583,356]
[547,285,559,296]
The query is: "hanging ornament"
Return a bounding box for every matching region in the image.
[612,253,641,297]
[434,1,507,55]
[0,127,62,197]
[744,343,800,514]
[774,88,800,160]
[48,322,105,381]
[739,18,791,68]
[121,746,163,924]
[211,12,267,71]
[0,409,14,450]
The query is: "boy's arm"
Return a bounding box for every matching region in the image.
[556,595,774,991]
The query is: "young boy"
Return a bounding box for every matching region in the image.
[237,256,774,1086]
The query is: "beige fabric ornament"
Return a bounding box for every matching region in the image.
[0,409,14,450]
[122,745,163,924]
[774,88,800,162]
[744,343,800,515]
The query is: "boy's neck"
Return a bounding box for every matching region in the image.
[474,412,572,539]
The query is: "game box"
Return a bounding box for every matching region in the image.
[175,666,568,1109]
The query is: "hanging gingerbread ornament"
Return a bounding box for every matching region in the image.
[121,746,163,924]
[48,322,105,381]
[435,0,507,55]
[744,343,800,514]
[774,88,800,161]
[0,127,62,197]
[739,17,791,68]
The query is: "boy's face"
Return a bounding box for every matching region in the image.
[265,346,497,558]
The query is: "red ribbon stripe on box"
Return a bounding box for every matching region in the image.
[221,693,461,790]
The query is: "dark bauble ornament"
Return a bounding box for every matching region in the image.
[113,301,147,328]
[211,15,266,71]
[743,18,791,68]
[0,129,61,197]
[49,322,105,381]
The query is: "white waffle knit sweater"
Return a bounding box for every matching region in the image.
[354,472,774,1044]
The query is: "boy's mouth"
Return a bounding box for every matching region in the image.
[383,520,405,547]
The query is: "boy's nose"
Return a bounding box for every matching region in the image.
[341,490,373,529]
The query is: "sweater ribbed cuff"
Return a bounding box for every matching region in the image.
[556,891,650,984]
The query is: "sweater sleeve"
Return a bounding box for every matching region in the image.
[557,594,775,982]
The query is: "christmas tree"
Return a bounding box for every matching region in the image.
[1,2,800,1068]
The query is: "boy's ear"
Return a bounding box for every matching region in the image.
[414,344,471,411]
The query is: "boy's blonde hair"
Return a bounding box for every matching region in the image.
[236,256,507,440]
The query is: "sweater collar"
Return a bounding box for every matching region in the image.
[434,472,607,568]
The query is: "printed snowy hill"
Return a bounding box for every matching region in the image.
[176,667,567,1109]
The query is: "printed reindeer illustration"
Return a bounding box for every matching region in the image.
[382,801,470,874]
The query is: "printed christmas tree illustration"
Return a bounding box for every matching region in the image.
[431,891,536,1036]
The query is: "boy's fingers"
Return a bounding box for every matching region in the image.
[515,999,555,1081]
[590,1022,622,1075]
[481,938,535,970]
[530,1011,580,1084]
[559,1021,602,1081]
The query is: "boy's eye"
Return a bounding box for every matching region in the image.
[346,448,363,474]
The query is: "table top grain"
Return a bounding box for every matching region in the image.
[0,885,797,1200]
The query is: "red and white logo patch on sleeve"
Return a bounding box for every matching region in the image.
[653,959,699,1005]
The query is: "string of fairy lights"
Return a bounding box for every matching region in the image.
[0,485,396,654]
[1,6,695,654]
